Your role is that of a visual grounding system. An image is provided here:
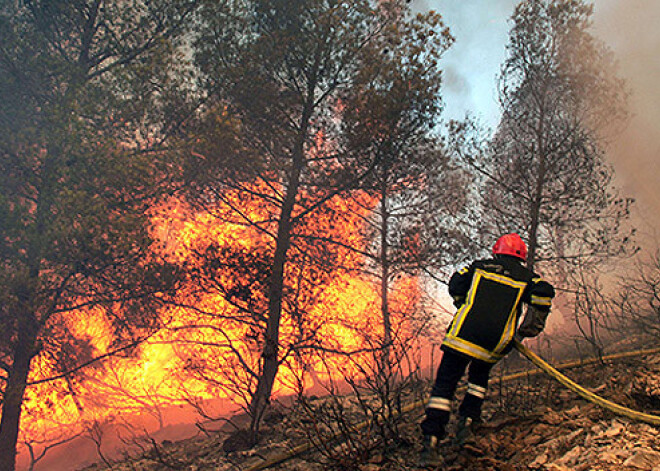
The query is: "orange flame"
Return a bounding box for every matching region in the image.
[18,185,424,453]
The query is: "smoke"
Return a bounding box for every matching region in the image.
[414,0,660,239]
[412,0,517,125]
[592,0,660,239]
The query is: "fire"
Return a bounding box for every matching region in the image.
[17,184,424,459]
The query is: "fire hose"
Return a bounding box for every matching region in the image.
[512,339,660,426]
[245,344,660,470]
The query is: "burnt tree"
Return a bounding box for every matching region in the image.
[0,2,197,469]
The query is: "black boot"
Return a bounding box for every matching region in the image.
[419,435,444,468]
[455,416,481,446]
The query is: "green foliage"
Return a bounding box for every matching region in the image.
[0,2,198,466]
[183,0,461,434]
[0,0,196,353]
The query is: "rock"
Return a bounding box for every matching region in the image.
[555,445,583,466]
[286,462,325,471]
[564,405,582,418]
[532,423,555,437]
[623,448,660,469]
[524,433,543,446]
[222,429,256,452]
[475,436,493,451]
[367,454,383,464]
[638,424,660,437]
[542,428,584,453]
[529,452,548,467]
[603,420,626,438]
[542,409,564,425]
[599,447,629,463]
[263,409,286,425]
[545,465,573,471]
[558,390,573,402]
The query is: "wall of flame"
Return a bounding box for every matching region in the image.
[16,187,424,456]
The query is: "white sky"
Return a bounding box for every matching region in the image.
[412,0,660,240]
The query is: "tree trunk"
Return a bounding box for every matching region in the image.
[248,190,296,433]
[379,171,392,378]
[527,118,547,271]
[0,144,52,470]
[249,120,308,436]
[0,320,38,471]
[1,158,46,470]
[527,189,543,271]
[248,37,324,436]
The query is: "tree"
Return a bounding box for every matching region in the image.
[567,263,615,357]
[328,5,463,378]
[352,136,471,368]
[187,0,456,436]
[0,2,197,469]
[339,13,463,345]
[566,248,660,356]
[614,250,660,342]
[482,0,633,275]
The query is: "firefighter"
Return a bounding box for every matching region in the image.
[419,233,555,467]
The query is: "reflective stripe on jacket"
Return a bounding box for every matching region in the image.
[442,255,555,363]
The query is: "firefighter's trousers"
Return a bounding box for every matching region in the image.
[420,348,493,438]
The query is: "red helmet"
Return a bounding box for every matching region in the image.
[492,233,527,261]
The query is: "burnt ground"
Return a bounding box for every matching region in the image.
[82,351,660,471]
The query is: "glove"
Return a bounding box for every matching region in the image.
[517,306,549,338]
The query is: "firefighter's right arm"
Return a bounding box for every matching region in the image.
[518,278,555,338]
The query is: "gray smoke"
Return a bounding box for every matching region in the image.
[593,0,660,239]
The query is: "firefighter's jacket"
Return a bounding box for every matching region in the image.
[443,255,555,363]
